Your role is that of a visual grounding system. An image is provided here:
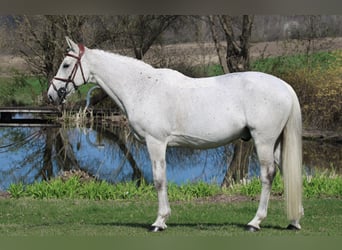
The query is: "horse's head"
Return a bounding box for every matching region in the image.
[48,36,90,104]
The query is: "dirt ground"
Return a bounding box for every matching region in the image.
[144,37,342,67]
[0,54,27,77]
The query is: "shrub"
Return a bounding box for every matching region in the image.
[251,51,342,131]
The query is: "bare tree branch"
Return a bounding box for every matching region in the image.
[209,15,254,73]
[208,15,228,74]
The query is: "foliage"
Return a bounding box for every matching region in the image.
[251,51,342,131]
[8,177,220,201]
[204,64,225,77]
[0,74,44,106]
[303,171,342,198]
[228,171,284,197]
[8,170,342,200]
[228,170,342,198]
[0,75,96,106]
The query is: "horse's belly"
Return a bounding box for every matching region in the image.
[167,128,242,149]
[167,104,246,148]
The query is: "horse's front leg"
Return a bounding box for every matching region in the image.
[146,136,170,232]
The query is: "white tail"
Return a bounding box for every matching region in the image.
[282,86,303,221]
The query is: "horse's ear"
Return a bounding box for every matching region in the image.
[65,36,78,52]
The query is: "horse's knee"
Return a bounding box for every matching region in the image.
[266,167,276,183]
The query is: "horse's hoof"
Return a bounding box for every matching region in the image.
[149,226,164,232]
[245,225,260,232]
[286,224,300,230]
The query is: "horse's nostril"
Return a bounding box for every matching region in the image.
[48,95,54,103]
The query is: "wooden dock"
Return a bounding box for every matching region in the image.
[0,107,61,127]
[0,106,122,127]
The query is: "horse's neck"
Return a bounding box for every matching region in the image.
[87,50,153,114]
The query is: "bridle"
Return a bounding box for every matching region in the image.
[50,43,87,103]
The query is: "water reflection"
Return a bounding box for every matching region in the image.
[0,123,341,191]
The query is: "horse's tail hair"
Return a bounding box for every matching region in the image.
[282,86,303,221]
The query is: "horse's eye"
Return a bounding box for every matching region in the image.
[63,63,70,69]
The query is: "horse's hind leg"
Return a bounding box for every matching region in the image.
[246,141,276,231]
[146,136,170,232]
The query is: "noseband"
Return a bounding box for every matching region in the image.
[51,43,87,102]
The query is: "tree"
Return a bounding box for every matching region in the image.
[125,15,179,60]
[14,15,87,94]
[208,15,254,73]
[91,15,179,60]
[208,15,255,187]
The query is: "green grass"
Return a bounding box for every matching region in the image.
[251,51,340,74]
[0,75,97,106]
[0,197,340,236]
[2,171,342,237]
[0,75,44,106]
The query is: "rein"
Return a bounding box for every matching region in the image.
[51,44,87,102]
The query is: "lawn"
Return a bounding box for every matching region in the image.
[1,177,341,250]
[0,197,341,237]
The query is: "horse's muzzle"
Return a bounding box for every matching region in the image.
[48,79,68,105]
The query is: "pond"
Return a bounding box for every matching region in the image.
[0,122,341,191]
